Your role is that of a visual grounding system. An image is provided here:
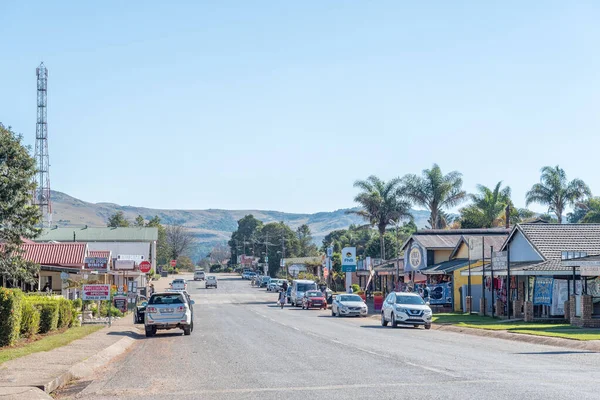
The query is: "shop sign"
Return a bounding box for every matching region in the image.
[580,265,600,276]
[114,260,135,270]
[82,284,110,301]
[84,257,109,272]
[533,277,553,306]
[428,283,453,305]
[113,296,128,313]
[405,243,425,271]
[341,247,356,272]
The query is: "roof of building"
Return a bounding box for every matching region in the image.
[402,228,511,251]
[421,259,471,275]
[21,243,87,267]
[88,250,111,258]
[35,227,159,242]
[512,223,600,260]
[450,234,509,259]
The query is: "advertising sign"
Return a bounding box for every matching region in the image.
[468,237,484,260]
[581,265,600,276]
[118,254,144,263]
[533,277,554,306]
[428,283,453,305]
[341,247,356,272]
[84,257,109,272]
[405,243,425,271]
[327,247,333,257]
[113,296,128,313]
[82,284,111,301]
[114,260,135,270]
[492,251,508,269]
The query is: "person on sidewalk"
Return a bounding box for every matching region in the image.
[422,283,431,303]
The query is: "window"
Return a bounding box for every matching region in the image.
[396,296,425,305]
[149,294,184,305]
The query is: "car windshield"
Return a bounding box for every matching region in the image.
[297,283,317,292]
[306,291,322,297]
[149,294,184,305]
[339,295,363,302]
[207,276,215,280]
[396,295,425,305]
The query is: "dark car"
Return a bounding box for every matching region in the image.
[133,295,148,324]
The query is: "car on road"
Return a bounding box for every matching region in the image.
[286,286,292,303]
[290,279,318,307]
[381,292,432,329]
[267,279,286,292]
[260,276,271,288]
[206,275,218,289]
[144,291,195,337]
[302,290,327,310]
[246,272,256,281]
[194,270,205,281]
[133,295,148,324]
[170,278,187,291]
[331,294,368,317]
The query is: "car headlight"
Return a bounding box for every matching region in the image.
[341,306,348,311]
[424,309,432,315]
[396,306,407,313]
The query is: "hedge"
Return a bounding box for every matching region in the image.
[57,298,73,329]
[20,300,41,338]
[0,288,23,347]
[37,302,59,334]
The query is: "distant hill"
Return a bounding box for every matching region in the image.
[49,190,431,260]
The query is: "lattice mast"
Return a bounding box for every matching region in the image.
[34,62,52,226]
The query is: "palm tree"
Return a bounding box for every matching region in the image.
[402,164,467,229]
[525,166,591,223]
[348,175,413,261]
[463,182,512,228]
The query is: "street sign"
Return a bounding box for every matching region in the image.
[327,247,333,257]
[84,257,108,272]
[265,256,269,263]
[82,284,111,301]
[280,259,285,267]
[170,260,177,267]
[492,251,508,269]
[60,272,69,280]
[139,260,151,273]
[113,296,128,313]
[341,247,357,273]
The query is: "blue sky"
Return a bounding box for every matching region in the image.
[1,1,599,214]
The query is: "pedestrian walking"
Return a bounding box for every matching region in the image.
[422,283,431,303]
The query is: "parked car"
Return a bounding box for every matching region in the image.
[247,272,257,281]
[286,286,292,303]
[170,278,187,291]
[206,275,218,289]
[331,294,368,317]
[133,295,148,324]
[302,290,327,310]
[144,291,195,337]
[267,279,285,292]
[193,270,205,281]
[290,280,318,307]
[381,292,432,329]
[260,276,272,288]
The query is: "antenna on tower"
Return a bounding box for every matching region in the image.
[34,62,52,227]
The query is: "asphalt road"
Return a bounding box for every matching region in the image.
[59,274,600,400]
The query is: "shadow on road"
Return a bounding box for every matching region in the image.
[359,325,417,330]
[515,351,598,355]
[107,330,145,339]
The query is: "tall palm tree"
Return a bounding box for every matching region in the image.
[465,182,512,228]
[525,166,591,223]
[402,164,467,229]
[348,175,413,261]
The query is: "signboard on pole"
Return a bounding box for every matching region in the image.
[84,257,109,272]
[492,251,508,269]
[468,237,484,260]
[139,260,151,273]
[113,296,128,313]
[82,284,110,301]
[170,260,177,267]
[327,247,333,257]
[341,247,357,272]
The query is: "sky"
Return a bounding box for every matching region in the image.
[1,1,600,214]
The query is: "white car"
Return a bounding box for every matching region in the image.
[331,294,368,317]
[144,291,194,337]
[193,270,205,281]
[206,275,217,289]
[381,292,432,329]
[170,278,187,291]
[267,279,284,292]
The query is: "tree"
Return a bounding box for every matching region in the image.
[459,182,512,228]
[165,225,196,260]
[296,224,318,257]
[145,216,169,266]
[402,164,466,229]
[0,123,41,284]
[107,211,130,227]
[228,215,263,263]
[176,256,194,272]
[525,165,591,223]
[209,242,231,265]
[568,197,600,223]
[348,175,413,261]
[134,215,145,227]
[257,222,299,277]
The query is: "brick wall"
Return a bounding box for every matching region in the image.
[513,300,524,319]
[570,295,600,328]
[524,301,533,322]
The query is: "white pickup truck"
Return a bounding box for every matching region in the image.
[170,278,187,291]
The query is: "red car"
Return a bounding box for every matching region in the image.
[302,290,327,310]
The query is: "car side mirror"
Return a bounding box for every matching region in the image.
[190,300,195,305]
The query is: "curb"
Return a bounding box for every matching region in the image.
[0,386,53,400]
[38,336,137,394]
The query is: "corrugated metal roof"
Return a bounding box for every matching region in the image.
[89,250,111,258]
[421,259,470,275]
[450,235,509,259]
[36,227,159,242]
[518,223,600,260]
[405,228,511,250]
[413,235,464,249]
[21,243,87,267]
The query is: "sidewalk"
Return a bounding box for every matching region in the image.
[0,315,142,398]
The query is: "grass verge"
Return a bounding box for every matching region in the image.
[433,313,600,341]
[0,325,104,364]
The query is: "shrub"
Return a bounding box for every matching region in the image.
[37,303,59,334]
[57,298,73,329]
[70,308,81,327]
[72,298,83,310]
[351,284,361,293]
[0,288,23,347]
[20,300,41,338]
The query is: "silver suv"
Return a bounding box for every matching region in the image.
[381,292,432,329]
[145,291,194,337]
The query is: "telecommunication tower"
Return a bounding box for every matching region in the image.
[34,62,52,226]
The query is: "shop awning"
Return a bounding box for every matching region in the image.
[460,260,575,276]
[421,259,470,275]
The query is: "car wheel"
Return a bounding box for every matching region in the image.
[183,325,191,336]
[391,313,398,328]
[191,321,194,332]
[331,308,336,317]
[145,327,154,337]
[425,324,431,330]
[413,324,419,328]
[381,312,388,326]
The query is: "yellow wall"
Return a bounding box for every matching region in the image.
[434,250,452,264]
[39,271,61,291]
[452,263,483,312]
[454,243,469,259]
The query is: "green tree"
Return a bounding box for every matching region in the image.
[257,222,299,277]
[228,215,263,263]
[145,216,169,266]
[402,164,466,229]
[525,165,591,223]
[296,224,318,257]
[459,182,512,228]
[176,256,194,272]
[568,197,600,223]
[348,175,412,261]
[134,215,145,227]
[107,211,130,227]
[0,123,42,284]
